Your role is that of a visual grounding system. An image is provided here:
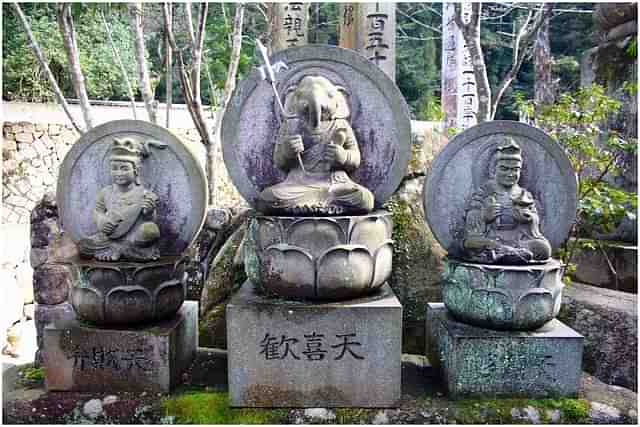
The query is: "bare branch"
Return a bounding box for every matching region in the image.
[11,2,84,133]
[397,7,442,34]
[101,10,137,120]
[56,4,95,129]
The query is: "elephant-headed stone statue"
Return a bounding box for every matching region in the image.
[257,75,374,216]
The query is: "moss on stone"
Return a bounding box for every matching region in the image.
[385,193,446,353]
[162,390,287,424]
[335,408,377,424]
[452,397,590,424]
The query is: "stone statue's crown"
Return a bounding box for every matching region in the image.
[110,137,145,165]
[495,137,522,162]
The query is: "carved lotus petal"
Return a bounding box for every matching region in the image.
[155,280,185,319]
[71,287,104,324]
[514,289,555,328]
[349,216,391,252]
[316,245,373,299]
[469,288,514,326]
[85,267,125,294]
[371,240,394,289]
[262,244,315,299]
[134,264,176,291]
[255,218,284,251]
[287,219,345,258]
[105,287,153,325]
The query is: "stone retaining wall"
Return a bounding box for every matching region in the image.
[2,121,244,224]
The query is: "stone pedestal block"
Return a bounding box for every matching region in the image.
[227,281,402,407]
[43,301,197,393]
[426,303,583,399]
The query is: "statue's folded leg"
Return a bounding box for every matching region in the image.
[330,182,374,212]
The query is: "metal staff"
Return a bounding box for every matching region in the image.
[255,39,306,174]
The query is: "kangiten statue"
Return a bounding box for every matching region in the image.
[462,138,552,264]
[257,75,374,215]
[78,137,166,261]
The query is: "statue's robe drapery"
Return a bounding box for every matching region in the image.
[258,118,374,215]
[79,184,160,261]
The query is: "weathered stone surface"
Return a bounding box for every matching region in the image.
[426,303,584,398]
[199,224,246,349]
[582,373,638,424]
[56,120,207,257]
[33,264,72,305]
[44,301,198,393]
[558,282,637,391]
[222,45,412,210]
[571,242,637,293]
[424,121,577,255]
[34,302,75,362]
[387,178,445,354]
[441,258,564,330]
[227,281,402,407]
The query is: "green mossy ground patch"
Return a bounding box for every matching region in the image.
[452,397,590,424]
[162,390,287,424]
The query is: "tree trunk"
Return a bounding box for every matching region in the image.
[165,3,173,128]
[56,4,95,129]
[11,2,84,134]
[534,19,555,109]
[101,11,137,120]
[128,2,157,124]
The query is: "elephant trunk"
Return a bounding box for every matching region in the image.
[310,96,322,131]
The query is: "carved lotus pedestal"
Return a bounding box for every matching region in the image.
[244,211,393,301]
[70,256,186,326]
[441,258,565,331]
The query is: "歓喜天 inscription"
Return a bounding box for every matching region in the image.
[258,331,365,361]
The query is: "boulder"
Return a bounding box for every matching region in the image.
[571,241,637,293]
[198,224,246,349]
[558,282,637,391]
[383,121,448,354]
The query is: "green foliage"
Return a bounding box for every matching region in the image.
[162,391,286,424]
[17,366,45,386]
[515,84,637,266]
[415,91,444,121]
[3,4,138,102]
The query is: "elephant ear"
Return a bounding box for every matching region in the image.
[333,85,351,120]
[282,85,298,118]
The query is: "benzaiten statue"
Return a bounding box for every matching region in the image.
[257,75,374,215]
[78,137,166,261]
[462,137,552,264]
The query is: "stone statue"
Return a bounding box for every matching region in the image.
[257,75,374,215]
[78,137,166,261]
[462,138,552,264]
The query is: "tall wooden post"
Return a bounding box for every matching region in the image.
[441,3,477,130]
[339,3,396,81]
[269,2,310,53]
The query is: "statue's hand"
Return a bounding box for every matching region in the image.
[142,194,156,215]
[482,199,501,222]
[324,144,347,166]
[102,220,117,236]
[285,135,304,158]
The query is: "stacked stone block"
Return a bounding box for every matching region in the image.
[30,194,76,366]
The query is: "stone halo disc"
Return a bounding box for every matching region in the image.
[222,44,412,209]
[423,120,578,254]
[56,119,207,256]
